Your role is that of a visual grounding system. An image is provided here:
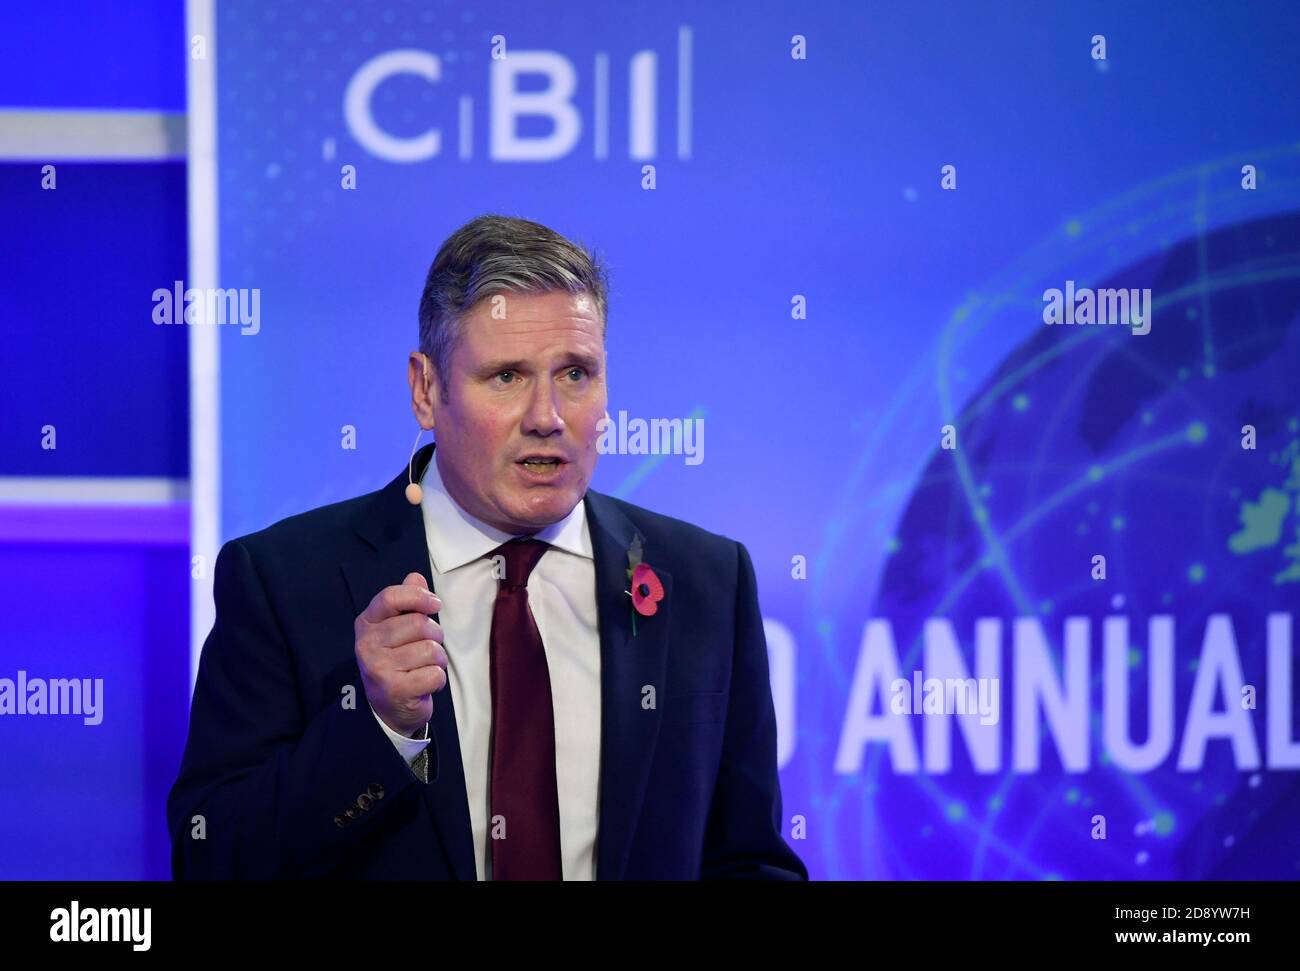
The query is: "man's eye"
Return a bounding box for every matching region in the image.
[496,371,515,384]
[566,367,586,381]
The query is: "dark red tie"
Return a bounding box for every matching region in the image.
[485,537,562,880]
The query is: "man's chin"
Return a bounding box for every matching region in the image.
[496,492,583,531]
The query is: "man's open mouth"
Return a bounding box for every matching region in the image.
[518,456,566,473]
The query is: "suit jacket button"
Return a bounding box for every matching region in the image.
[357,793,373,811]
[333,815,347,828]
[367,783,385,800]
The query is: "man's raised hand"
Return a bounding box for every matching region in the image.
[355,572,448,737]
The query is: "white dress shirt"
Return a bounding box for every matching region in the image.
[370,451,602,880]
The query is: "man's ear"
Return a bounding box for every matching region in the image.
[408,352,437,429]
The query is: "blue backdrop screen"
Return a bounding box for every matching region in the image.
[214,0,1300,879]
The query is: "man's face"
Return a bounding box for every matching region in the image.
[410,290,608,534]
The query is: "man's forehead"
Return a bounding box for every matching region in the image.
[467,289,599,323]
[457,292,604,351]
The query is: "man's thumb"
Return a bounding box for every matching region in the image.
[403,572,429,590]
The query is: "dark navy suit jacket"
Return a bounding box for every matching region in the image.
[167,443,807,880]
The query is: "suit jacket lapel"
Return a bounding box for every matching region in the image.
[585,489,673,881]
[340,442,478,882]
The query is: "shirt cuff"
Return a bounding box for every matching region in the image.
[370,702,432,765]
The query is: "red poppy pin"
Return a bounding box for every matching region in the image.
[625,532,664,636]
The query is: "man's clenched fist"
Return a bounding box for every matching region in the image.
[356,572,448,737]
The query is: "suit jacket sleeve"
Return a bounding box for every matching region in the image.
[700,540,809,880]
[166,538,425,879]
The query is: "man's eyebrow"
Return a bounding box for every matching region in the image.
[476,359,529,376]
[563,352,602,371]
[476,353,601,375]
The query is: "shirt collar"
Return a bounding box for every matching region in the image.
[418,449,593,573]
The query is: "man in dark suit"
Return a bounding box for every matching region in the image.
[167,215,806,880]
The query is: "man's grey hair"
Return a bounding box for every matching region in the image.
[418,214,609,402]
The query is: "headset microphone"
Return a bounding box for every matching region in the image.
[406,356,433,505]
[405,426,426,506]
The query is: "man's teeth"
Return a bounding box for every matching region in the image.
[523,458,560,466]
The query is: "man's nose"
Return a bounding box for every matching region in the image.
[522,380,564,435]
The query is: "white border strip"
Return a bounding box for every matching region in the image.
[0,109,187,160]
[187,0,220,693]
[0,477,190,504]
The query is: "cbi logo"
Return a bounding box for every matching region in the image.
[344,27,695,164]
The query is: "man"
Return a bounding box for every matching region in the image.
[167,214,806,880]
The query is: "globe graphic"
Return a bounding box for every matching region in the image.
[868,210,1300,879]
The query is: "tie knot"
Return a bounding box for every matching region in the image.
[487,537,549,590]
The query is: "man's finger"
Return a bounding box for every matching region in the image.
[394,664,448,698]
[387,639,449,674]
[366,614,444,653]
[361,583,441,623]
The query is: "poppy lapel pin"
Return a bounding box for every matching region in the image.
[625,531,664,636]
